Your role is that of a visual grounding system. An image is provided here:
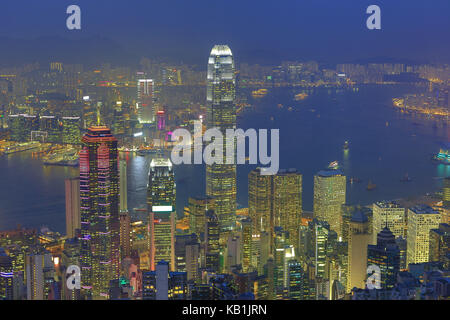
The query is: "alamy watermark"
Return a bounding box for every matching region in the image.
[171,121,279,175]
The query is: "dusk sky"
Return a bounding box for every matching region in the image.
[0,0,449,65]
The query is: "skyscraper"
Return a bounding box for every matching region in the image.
[444,177,450,208]
[372,201,406,243]
[406,205,441,266]
[273,169,302,250]
[188,196,215,236]
[314,170,346,238]
[347,210,371,293]
[205,210,220,272]
[79,126,120,299]
[147,158,176,271]
[248,168,273,235]
[65,178,80,239]
[206,44,237,231]
[241,218,253,273]
[429,223,450,269]
[367,227,400,290]
[137,79,155,124]
[119,159,131,259]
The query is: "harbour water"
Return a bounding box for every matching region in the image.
[0,84,448,233]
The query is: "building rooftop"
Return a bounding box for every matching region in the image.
[409,204,439,215]
[316,169,344,177]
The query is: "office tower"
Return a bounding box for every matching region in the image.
[372,201,406,242]
[312,220,331,279]
[119,159,128,213]
[347,210,371,293]
[79,126,120,299]
[287,260,304,300]
[188,196,215,236]
[119,212,131,260]
[248,168,273,235]
[314,170,346,238]
[0,250,13,300]
[147,158,176,271]
[119,160,131,259]
[273,169,303,250]
[429,223,450,268]
[65,178,80,239]
[25,252,54,300]
[174,234,198,272]
[39,115,61,143]
[273,228,291,298]
[205,210,220,272]
[185,242,200,282]
[395,236,407,270]
[241,218,253,272]
[206,44,237,231]
[226,235,241,272]
[251,234,262,275]
[137,79,155,124]
[156,110,166,131]
[444,177,450,208]
[406,205,441,266]
[61,117,81,144]
[341,204,373,243]
[367,227,400,290]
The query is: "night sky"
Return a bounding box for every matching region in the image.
[0,0,449,65]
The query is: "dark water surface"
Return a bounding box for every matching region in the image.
[0,85,448,232]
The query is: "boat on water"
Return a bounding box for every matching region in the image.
[42,147,79,167]
[2,141,40,155]
[400,173,412,182]
[251,88,268,98]
[294,93,308,101]
[328,161,339,169]
[367,180,377,191]
[343,141,349,150]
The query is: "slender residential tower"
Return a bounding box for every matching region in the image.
[206,45,237,231]
[79,126,120,299]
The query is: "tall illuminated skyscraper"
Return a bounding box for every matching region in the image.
[406,205,441,266]
[147,158,176,271]
[206,44,236,231]
[248,168,273,235]
[372,201,406,243]
[314,170,346,238]
[137,78,155,124]
[273,169,302,250]
[79,126,120,299]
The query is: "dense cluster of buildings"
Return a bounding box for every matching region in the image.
[0,46,449,301]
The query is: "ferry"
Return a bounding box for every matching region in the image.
[343,141,349,150]
[328,161,339,169]
[251,88,268,98]
[294,93,308,101]
[137,146,161,156]
[3,141,41,155]
[43,147,79,167]
[367,180,377,191]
